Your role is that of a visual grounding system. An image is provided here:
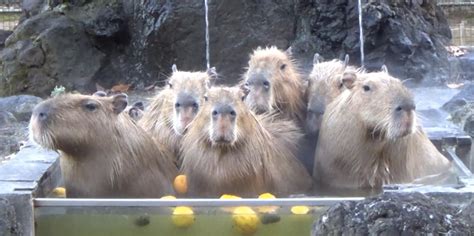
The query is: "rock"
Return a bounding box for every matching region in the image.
[0,95,42,121]
[0,198,20,236]
[312,193,472,235]
[465,114,474,137]
[442,84,474,137]
[1,0,454,96]
[0,11,105,97]
[0,112,17,126]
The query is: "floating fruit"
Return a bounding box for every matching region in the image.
[160,195,177,200]
[173,175,188,194]
[172,206,195,228]
[220,194,242,199]
[257,193,278,213]
[290,206,310,215]
[51,187,66,198]
[232,206,260,235]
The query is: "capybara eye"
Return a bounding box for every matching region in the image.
[212,110,218,116]
[338,83,344,89]
[263,81,270,88]
[175,103,181,108]
[230,110,236,117]
[84,102,97,111]
[363,85,371,92]
[280,64,287,70]
[192,102,199,109]
[395,106,402,112]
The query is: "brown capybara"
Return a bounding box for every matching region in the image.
[305,54,362,136]
[29,93,177,198]
[180,87,312,197]
[242,46,306,123]
[313,70,451,189]
[139,65,217,164]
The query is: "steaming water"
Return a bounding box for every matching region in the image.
[358,0,364,66]
[204,0,210,69]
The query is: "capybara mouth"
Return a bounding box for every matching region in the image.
[29,117,56,150]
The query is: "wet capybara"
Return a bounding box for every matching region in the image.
[139,65,217,164]
[313,70,451,189]
[180,87,312,197]
[242,46,306,123]
[242,46,315,173]
[29,93,177,198]
[305,54,361,135]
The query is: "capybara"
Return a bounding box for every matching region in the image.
[305,54,361,135]
[29,93,177,198]
[180,87,312,197]
[139,65,217,163]
[93,90,145,122]
[313,70,451,189]
[242,46,306,123]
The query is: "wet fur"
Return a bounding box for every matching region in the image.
[139,71,211,165]
[243,46,306,124]
[180,87,312,197]
[29,94,177,197]
[314,72,451,189]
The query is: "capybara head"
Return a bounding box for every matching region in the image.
[201,87,248,146]
[346,70,416,140]
[30,93,128,153]
[168,64,217,135]
[243,46,303,115]
[305,54,357,134]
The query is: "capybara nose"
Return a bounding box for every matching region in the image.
[395,101,416,112]
[33,103,51,122]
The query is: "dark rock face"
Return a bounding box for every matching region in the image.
[1,0,452,96]
[312,193,473,235]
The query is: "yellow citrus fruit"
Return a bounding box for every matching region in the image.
[160,195,177,200]
[232,206,260,235]
[173,175,188,194]
[220,194,242,212]
[290,206,310,215]
[172,206,195,228]
[257,193,278,213]
[220,194,242,199]
[51,187,66,198]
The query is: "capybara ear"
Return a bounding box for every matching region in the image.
[132,101,145,111]
[172,64,178,73]
[112,93,128,114]
[313,53,321,64]
[93,91,107,97]
[343,54,350,67]
[206,67,218,88]
[285,46,293,56]
[341,72,357,89]
[381,64,388,74]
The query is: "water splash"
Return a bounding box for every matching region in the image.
[204,0,210,69]
[358,0,364,67]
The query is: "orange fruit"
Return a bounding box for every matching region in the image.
[173,175,188,194]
